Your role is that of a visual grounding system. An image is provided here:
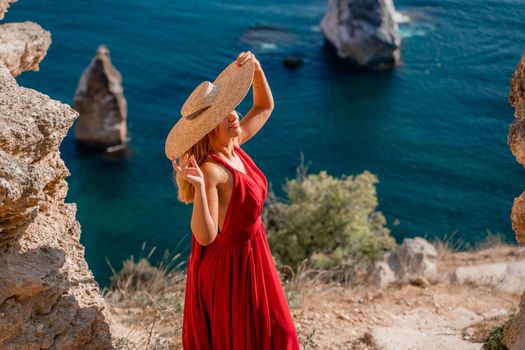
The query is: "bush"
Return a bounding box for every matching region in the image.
[482,314,515,350]
[482,323,507,350]
[264,154,395,273]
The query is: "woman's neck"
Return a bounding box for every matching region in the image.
[210,139,236,159]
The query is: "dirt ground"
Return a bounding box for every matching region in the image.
[107,243,525,349]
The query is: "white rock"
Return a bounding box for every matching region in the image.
[453,260,525,294]
[320,0,401,69]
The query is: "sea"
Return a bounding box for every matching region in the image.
[7,0,525,287]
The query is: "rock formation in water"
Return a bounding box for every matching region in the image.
[320,0,401,69]
[504,50,525,350]
[72,44,129,151]
[0,0,16,20]
[0,3,113,349]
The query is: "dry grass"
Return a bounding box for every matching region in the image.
[430,229,516,260]
[104,242,187,350]
[105,242,328,349]
[474,230,512,251]
[278,259,338,310]
[104,242,186,301]
[429,229,470,260]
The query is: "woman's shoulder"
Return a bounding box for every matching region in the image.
[201,156,227,185]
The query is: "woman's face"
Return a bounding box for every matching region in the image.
[211,110,242,141]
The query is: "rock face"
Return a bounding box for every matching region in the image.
[0,21,51,77]
[0,0,16,20]
[508,53,525,245]
[505,292,525,350]
[0,59,112,348]
[505,50,525,350]
[73,44,128,151]
[368,237,438,288]
[320,0,401,69]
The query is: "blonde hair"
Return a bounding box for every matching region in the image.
[172,131,214,204]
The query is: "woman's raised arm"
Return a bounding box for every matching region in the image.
[236,51,274,145]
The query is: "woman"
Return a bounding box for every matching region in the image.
[166,52,300,349]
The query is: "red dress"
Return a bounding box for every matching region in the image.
[182,144,300,350]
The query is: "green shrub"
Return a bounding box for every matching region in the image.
[482,314,515,350]
[482,323,507,350]
[264,155,395,273]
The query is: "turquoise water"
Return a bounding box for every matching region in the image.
[8,0,525,287]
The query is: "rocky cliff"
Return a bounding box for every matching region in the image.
[0,3,113,349]
[504,50,525,350]
[0,21,51,77]
[0,0,16,20]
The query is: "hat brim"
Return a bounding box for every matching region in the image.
[165,60,255,160]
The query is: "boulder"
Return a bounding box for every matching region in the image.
[0,21,51,77]
[0,62,113,348]
[320,0,401,69]
[73,44,129,151]
[368,237,438,288]
[451,260,525,294]
[368,260,396,289]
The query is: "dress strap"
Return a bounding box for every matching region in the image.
[207,145,247,176]
[232,145,252,177]
[207,152,236,174]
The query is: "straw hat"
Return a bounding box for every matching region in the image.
[164,60,255,160]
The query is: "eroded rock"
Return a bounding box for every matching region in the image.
[0,62,112,348]
[451,260,525,294]
[368,237,438,288]
[320,0,401,69]
[0,0,16,20]
[509,53,525,245]
[0,21,51,77]
[73,44,129,151]
[504,292,525,350]
[509,51,525,122]
[511,192,525,245]
[504,50,525,350]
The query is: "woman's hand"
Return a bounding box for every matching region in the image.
[172,153,205,189]
[237,51,261,72]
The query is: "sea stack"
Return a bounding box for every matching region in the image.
[320,0,401,69]
[73,44,129,152]
[504,51,525,350]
